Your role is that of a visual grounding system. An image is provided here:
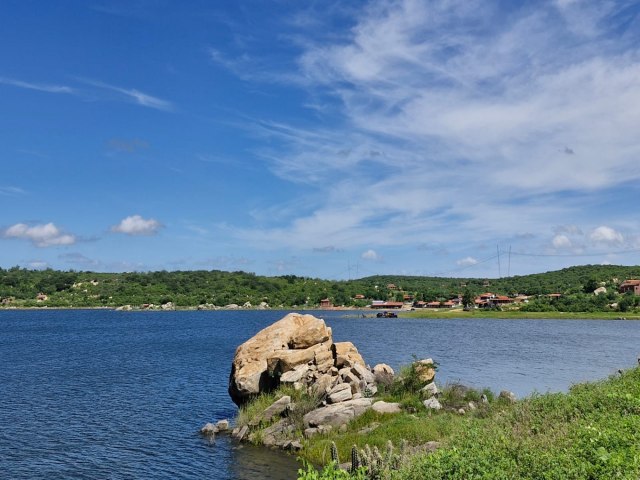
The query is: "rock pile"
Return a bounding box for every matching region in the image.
[228,313,376,406]
[227,313,441,451]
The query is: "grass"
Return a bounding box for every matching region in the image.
[402,308,640,320]
[296,366,640,479]
[400,367,640,479]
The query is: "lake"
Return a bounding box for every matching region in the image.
[1,309,639,479]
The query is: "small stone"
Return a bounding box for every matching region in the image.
[480,394,488,404]
[499,391,517,403]
[339,424,347,433]
[421,382,439,397]
[423,397,442,410]
[372,401,402,414]
[235,425,249,441]
[215,419,229,431]
[468,401,477,411]
[288,440,303,451]
[304,428,318,438]
[457,408,466,415]
[200,423,218,436]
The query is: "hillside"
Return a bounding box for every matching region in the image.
[1,264,640,310]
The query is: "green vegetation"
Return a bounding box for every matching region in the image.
[0,264,639,312]
[296,367,640,479]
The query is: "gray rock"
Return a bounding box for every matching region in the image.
[372,363,395,377]
[352,363,375,384]
[200,422,218,436]
[287,440,303,451]
[215,419,230,431]
[499,390,517,403]
[372,401,402,414]
[303,398,373,428]
[327,383,352,404]
[304,428,318,438]
[423,397,442,410]
[467,401,477,411]
[280,365,309,383]
[480,394,488,404]
[421,382,439,397]
[365,384,378,397]
[259,395,291,423]
[262,419,288,447]
[235,425,249,441]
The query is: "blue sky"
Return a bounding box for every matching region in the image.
[1,0,640,279]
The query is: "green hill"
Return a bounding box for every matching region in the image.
[1,264,640,311]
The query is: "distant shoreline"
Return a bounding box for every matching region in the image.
[1,305,639,319]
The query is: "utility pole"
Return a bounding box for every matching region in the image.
[507,245,512,277]
[497,245,501,278]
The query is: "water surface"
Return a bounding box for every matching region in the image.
[1,309,639,479]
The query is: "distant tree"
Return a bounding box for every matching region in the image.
[462,288,475,308]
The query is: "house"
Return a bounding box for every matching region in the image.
[403,294,414,301]
[490,295,513,305]
[36,293,48,302]
[619,280,640,295]
[547,293,562,299]
[426,301,442,308]
[370,301,404,309]
[320,298,333,308]
[441,300,455,308]
[386,283,398,290]
[354,294,365,300]
[414,301,427,308]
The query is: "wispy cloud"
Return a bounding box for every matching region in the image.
[77,78,174,111]
[0,76,75,94]
[224,0,640,259]
[0,186,27,196]
[3,222,76,247]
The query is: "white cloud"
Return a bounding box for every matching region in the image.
[456,256,478,266]
[552,234,572,249]
[3,223,76,247]
[590,226,624,245]
[111,215,163,236]
[361,249,379,261]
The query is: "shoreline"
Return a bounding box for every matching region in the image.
[0,305,639,319]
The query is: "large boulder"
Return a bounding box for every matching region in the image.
[228,313,333,405]
[333,342,365,368]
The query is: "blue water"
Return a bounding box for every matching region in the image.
[1,309,640,479]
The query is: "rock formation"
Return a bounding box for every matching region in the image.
[227,312,442,451]
[228,312,364,405]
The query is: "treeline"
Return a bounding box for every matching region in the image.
[1,264,639,310]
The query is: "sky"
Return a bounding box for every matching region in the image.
[1,0,640,279]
